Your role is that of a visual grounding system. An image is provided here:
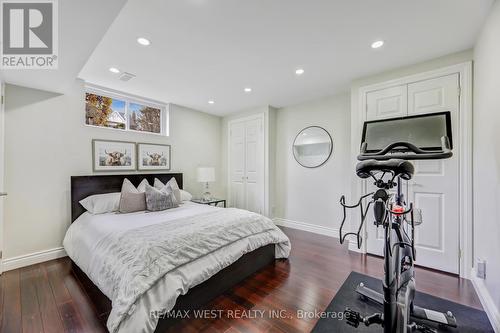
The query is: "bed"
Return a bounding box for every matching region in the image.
[64,173,290,333]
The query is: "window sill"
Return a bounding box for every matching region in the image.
[84,124,169,137]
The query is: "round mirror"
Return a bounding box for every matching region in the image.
[293,126,333,168]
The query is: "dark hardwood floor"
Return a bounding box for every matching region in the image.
[0,227,482,333]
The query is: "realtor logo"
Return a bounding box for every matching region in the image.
[1,0,58,69]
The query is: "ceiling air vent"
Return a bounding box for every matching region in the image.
[119,72,136,81]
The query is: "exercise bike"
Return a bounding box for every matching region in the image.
[339,137,457,333]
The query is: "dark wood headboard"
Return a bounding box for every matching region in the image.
[70,173,183,222]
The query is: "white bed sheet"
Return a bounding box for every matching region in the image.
[64,202,217,274]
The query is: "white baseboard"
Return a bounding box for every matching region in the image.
[471,268,500,333]
[3,247,67,272]
[348,240,364,253]
[273,218,338,238]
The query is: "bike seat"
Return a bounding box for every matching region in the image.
[356,159,414,180]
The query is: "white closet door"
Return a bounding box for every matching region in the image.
[244,118,264,214]
[229,121,246,209]
[228,117,265,214]
[365,74,460,274]
[407,74,460,273]
[408,74,459,116]
[366,85,407,121]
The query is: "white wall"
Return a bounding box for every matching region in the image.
[472,0,500,326]
[274,93,351,232]
[3,80,222,259]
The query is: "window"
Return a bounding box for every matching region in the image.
[128,102,161,134]
[85,87,168,136]
[85,93,126,129]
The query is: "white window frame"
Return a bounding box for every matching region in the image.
[84,84,169,137]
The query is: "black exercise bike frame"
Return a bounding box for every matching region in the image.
[382,177,416,332]
[339,136,455,332]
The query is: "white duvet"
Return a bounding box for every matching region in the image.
[63,202,290,333]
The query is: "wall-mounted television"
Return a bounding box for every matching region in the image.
[361,111,453,153]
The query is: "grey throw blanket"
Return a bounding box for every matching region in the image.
[86,208,290,332]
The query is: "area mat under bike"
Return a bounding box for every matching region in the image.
[311,271,493,333]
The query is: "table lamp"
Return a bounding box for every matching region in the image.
[197,167,215,201]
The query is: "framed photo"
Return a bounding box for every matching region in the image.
[137,143,171,170]
[92,139,136,172]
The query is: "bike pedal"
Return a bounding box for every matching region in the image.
[344,308,362,328]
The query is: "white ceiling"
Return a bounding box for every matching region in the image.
[4,1,494,115]
[78,0,493,115]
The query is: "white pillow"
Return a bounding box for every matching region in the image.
[154,177,181,203]
[136,178,149,193]
[79,192,120,214]
[180,189,192,201]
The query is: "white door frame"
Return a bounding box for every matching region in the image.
[0,81,5,274]
[227,112,269,215]
[350,62,473,279]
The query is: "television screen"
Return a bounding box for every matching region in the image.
[361,112,452,153]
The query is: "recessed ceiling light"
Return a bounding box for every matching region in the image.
[371,40,384,49]
[109,67,120,73]
[208,100,215,104]
[137,37,151,46]
[244,87,252,93]
[295,68,305,75]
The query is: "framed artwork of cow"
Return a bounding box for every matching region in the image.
[92,139,137,172]
[137,143,171,171]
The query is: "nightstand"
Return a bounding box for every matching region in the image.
[191,198,226,208]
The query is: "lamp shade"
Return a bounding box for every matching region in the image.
[197,167,215,182]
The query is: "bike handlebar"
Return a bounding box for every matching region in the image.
[357,136,453,161]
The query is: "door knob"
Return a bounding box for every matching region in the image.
[0,192,7,197]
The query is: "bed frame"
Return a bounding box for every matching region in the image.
[70,173,276,331]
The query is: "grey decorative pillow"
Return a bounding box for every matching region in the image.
[119,192,146,213]
[145,184,179,211]
[154,177,181,203]
[119,178,148,213]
